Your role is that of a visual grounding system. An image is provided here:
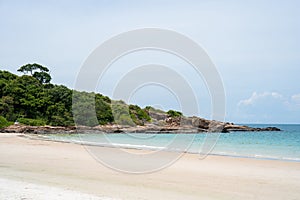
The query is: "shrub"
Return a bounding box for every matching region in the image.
[17,118,46,126]
[0,116,12,128]
[144,106,165,114]
[129,105,151,125]
[167,110,182,118]
[115,114,135,126]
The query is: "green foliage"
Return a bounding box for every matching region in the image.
[110,102,152,126]
[18,63,49,74]
[33,71,51,84]
[0,116,12,128]
[111,101,135,126]
[72,91,99,127]
[46,85,74,126]
[167,110,182,118]
[18,63,51,84]
[117,114,135,126]
[0,67,183,127]
[1,69,73,126]
[144,106,165,114]
[17,118,46,126]
[95,94,113,125]
[18,64,37,75]
[0,96,15,121]
[46,102,74,126]
[0,70,17,81]
[129,104,151,125]
[73,91,117,126]
[96,93,111,104]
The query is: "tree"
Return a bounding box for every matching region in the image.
[72,91,99,126]
[1,69,188,127]
[0,96,15,121]
[33,71,51,84]
[17,63,51,84]
[0,70,17,80]
[18,63,49,75]
[95,93,113,125]
[18,63,37,75]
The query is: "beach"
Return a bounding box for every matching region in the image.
[0,133,300,200]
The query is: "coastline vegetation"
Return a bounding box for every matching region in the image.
[0,64,179,128]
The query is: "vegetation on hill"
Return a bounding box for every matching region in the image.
[167,110,182,118]
[0,64,181,128]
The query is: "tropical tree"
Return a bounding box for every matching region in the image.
[33,71,51,84]
[17,63,51,84]
[0,96,15,121]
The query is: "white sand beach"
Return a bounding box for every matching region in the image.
[0,133,299,200]
[0,177,116,200]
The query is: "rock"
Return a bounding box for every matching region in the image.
[190,117,210,129]
[0,118,281,134]
[223,124,281,132]
[1,124,76,134]
[148,111,167,121]
[259,127,281,131]
[208,121,226,132]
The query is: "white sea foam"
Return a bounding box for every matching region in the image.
[73,140,167,151]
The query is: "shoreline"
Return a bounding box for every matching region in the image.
[1,133,299,200]
[20,133,300,163]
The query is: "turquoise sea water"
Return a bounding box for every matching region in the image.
[45,124,300,162]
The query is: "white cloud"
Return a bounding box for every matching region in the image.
[292,94,300,105]
[238,92,283,106]
[235,91,300,123]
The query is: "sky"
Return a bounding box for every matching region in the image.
[1,0,300,124]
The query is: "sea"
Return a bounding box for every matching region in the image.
[44,124,300,162]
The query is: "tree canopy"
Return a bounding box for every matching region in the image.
[0,66,165,127]
[17,63,51,84]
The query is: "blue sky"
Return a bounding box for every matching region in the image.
[1,0,300,123]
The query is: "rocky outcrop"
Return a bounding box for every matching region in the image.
[222,124,281,132]
[1,124,281,135]
[1,125,76,134]
[1,116,281,134]
[148,111,168,121]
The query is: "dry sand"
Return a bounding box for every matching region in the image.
[0,133,299,200]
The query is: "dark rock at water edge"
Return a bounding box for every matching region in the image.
[0,116,281,134]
